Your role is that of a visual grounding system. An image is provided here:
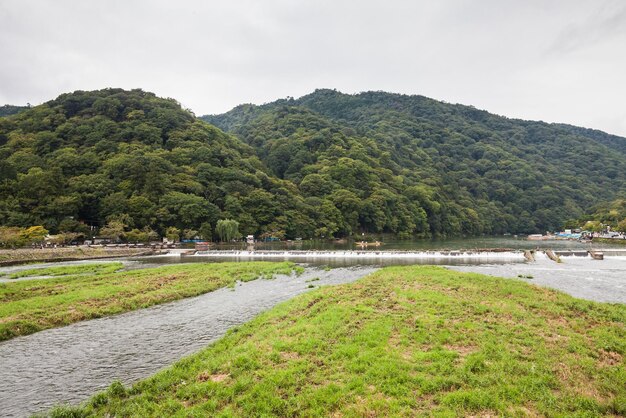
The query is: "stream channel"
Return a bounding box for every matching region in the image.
[0,266,377,417]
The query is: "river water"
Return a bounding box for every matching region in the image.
[448,255,626,304]
[184,236,626,251]
[1,236,624,417]
[0,266,377,418]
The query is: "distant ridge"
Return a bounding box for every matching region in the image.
[203,89,626,235]
[0,104,29,118]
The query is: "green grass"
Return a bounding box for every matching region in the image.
[3,262,124,279]
[0,261,301,341]
[52,265,626,417]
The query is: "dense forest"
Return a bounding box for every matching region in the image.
[565,197,626,232]
[0,105,28,118]
[204,89,626,236]
[0,89,316,241]
[0,88,625,241]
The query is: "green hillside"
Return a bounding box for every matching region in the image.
[0,89,314,239]
[1,88,624,240]
[566,197,626,232]
[203,89,626,235]
[0,105,29,118]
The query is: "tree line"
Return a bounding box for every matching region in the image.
[564,198,626,232]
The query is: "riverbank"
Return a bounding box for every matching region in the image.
[0,246,158,266]
[58,265,625,417]
[593,238,626,246]
[0,261,301,341]
[1,266,375,417]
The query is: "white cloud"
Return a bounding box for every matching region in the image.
[1,0,625,136]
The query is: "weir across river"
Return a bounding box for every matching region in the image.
[181,248,626,262]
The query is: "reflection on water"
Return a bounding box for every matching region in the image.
[200,236,625,251]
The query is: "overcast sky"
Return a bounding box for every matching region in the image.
[1,0,626,136]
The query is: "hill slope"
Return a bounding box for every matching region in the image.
[0,105,29,118]
[1,88,624,239]
[203,89,626,235]
[0,89,316,239]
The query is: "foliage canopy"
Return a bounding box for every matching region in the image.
[1,88,625,239]
[204,89,626,235]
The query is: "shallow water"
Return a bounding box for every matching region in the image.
[148,251,527,268]
[0,266,377,418]
[0,259,132,283]
[448,256,626,303]
[188,236,626,251]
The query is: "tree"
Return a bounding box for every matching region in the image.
[19,226,49,244]
[0,227,23,248]
[143,227,160,242]
[160,191,220,230]
[48,232,80,245]
[125,229,148,243]
[183,229,198,240]
[165,226,180,242]
[58,218,91,235]
[583,221,603,233]
[99,221,126,242]
[198,222,213,241]
[216,219,240,242]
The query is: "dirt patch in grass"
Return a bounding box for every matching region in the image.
[598,349,623,367]
[197,372,230,383]
[443,344,478,357]
[280,351,301,361]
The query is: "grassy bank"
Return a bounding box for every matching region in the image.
[0,246,156,266]
[56,265,626,417]
[0,262,124,280]
[0,262,301,341]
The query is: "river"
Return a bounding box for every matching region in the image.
[180,235,626,251]
[1,236,624,417]
[0,266,377,418]
[448,255,626,304]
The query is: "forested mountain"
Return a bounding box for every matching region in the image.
[0,105,29,118]
[1,88,624,241]
[203,89,626,236]
[0,89,317,240]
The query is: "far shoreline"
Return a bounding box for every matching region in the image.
[0,247,160,267]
